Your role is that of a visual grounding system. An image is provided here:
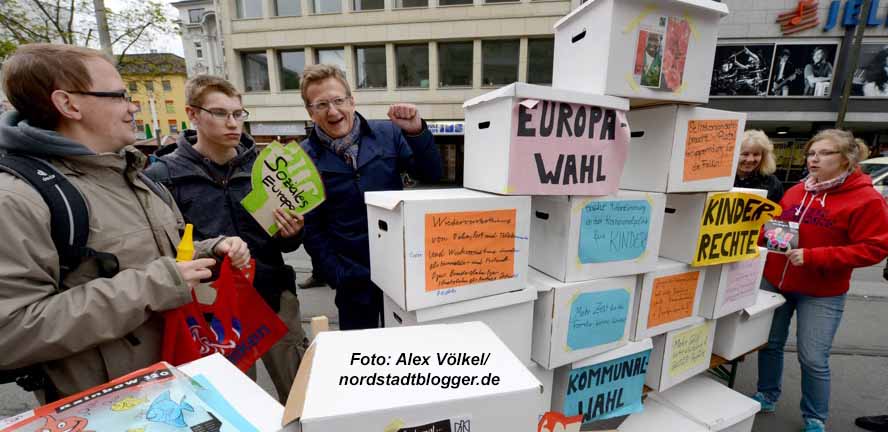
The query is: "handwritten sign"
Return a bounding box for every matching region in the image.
[693,192,782,266]
[683,120,740,182]
[508,101,630,195]
[424,209,517,291]
[567,289,630,351]
[669,322,712,378]
[578,200,651,264]
[721,258,763,313]
[241,141,325,236]
[563,349,651,423]
[648,271,699,329]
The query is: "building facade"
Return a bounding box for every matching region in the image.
[119,54,190,142]
[216,0,888,184]
[172,0,227,77]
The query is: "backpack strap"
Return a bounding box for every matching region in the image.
[0,154,92,282]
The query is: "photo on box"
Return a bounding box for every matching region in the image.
[763,220,799,254]
[662,16,691,92]
[633,23,665,89]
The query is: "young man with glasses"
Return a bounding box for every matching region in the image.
[299,64,442,330]
[0,44,250,401]
[145,75,308,403]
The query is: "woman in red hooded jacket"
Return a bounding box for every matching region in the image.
[753,129,888,432]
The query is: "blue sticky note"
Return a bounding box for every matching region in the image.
[567,289,630,351]
[563,349,651,423]
[578,200,651,264]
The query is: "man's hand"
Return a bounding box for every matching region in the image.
[214,236,251,269]
[274,208,304,238]
[387,103,423,135]
[176,258,218,290]
[787,249,805,267]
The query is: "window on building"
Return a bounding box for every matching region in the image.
[485,0,516,4]
[144,81,154,92]
[275,0,301,16]
[354,0,384,10]
[527,38,554,85]
[242,52,270,92]
[396,44,429,88]
[312,0,341,14]
[395,0,427,7]
[129,81,138,92]
[162,80,172,91]
[236,0,262,18]
[279,50,306,90]
[438,42,472,87]
[169,119,179,134]
[165,100,175,114]
[438,0,471,5]
[316,48,346,72]
[133,101,141,112]
[188,8,204,23]
[136,119,144,128]
[355,46,387,89]
[196,49,203,58]
[482,39,519,86]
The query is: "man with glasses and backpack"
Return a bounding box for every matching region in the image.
[0,44,250,402]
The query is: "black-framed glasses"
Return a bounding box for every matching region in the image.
[306,96,352,113]
[65,90,132,103]
[190,105,250,121]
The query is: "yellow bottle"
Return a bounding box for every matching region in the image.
[176,223,195,262]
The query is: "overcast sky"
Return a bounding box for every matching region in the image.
[105,0,185,56]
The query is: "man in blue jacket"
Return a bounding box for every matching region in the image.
[300,64,442,330]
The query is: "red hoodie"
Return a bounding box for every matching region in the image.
[762,169,888,297]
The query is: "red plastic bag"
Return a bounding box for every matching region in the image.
[161,257,288,372]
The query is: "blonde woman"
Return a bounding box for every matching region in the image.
[735,129,784,202]
[754,129,888,432]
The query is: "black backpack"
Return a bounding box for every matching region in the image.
[0,153,172,397]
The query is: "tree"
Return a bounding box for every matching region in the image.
[0,0,174,64]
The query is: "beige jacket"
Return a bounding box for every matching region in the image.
[0,113,219,397]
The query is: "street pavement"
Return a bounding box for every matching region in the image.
[2,249,885,432]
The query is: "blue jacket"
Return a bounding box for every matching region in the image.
[145,131,302,311]
[302,113,442,307]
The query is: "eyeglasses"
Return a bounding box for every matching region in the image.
[806,150,840,158]
[66,90,132,103]
[306,96,352,113]
[191,105,250,121]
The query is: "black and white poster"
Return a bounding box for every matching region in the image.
[769,44,838,97]
[850,44,888,97]
[710,45,774,96]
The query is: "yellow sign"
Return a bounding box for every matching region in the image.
[692,192,781,266]
[668,321,711,378]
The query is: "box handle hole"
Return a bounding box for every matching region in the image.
[665,208,677,214]
[572,29,586,44]
[535,211,550,220]
[631,131,645,138]
[392,312,403,324]
[478,121,491,129]
[378,220,388,231]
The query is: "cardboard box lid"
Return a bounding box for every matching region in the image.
[462,82,628,111]
[652,257,690,274]
[553,0,729,31]
[283,322,540,426]
[364,188,503,211]
[649,376,761,430]
[572,338,653,369]
[743,289,786,318]
[618,398,707,431]
[414,287,537,322]
[528,267,635,293]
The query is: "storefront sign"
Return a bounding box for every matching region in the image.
[824,0,887,30]
[427,121,465,135]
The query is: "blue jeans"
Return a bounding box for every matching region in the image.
[757,279,846,422]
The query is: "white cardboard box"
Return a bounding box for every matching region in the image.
[383,287,536,364]
[713,289,786,361]
[618,397,708,431]
[462,83,631,196]
[649,376,761,432]
[529,268,636,369]
[619,105,747,193]
[552,339,654,426]
[630,258,706,341]
[366,188,530,311]
[699,248,768,319]
[552,0,729,105]
[646,318,716,392]
[527,361,555,423]
[283,322,540,431]
[180,354,298,432]
[659,187,768,264]
[530,191,665,282]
